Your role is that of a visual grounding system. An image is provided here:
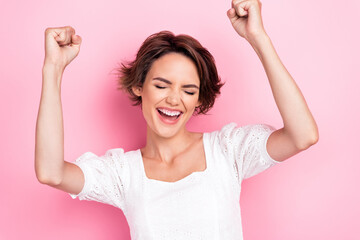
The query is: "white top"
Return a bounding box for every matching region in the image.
[69,122,281,240]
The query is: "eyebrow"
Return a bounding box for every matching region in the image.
[152,77,199,89]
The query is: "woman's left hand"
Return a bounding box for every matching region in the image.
[227,0,267,43]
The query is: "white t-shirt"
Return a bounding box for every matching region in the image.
[69,122,281,240]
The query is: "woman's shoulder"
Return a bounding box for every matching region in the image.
[73,148,140,169]
[206,122,275,134]
[104,147,125,157]
[104,147,141,161]
[204,122,276,146]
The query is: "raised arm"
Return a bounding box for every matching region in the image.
[227,0,319,162]
[35,26,84,195]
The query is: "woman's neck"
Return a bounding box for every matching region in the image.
[141,125,196,164]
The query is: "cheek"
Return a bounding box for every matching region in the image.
[183,93,200,108]
[140,99,153,126]
[142,87,163,105]
[182,93,199,106]
[140,87,162,118]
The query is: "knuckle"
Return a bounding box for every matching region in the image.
[65,26,75,36]
[45,27,52,34]
[66,25,74,31]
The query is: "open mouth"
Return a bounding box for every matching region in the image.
[156,108,183,122]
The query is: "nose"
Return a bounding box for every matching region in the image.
[165,89,181,106]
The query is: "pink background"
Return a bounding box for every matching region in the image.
[1,0,359,239]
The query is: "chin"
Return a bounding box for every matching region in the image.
[156,128,180,139]
[153,120,187,139]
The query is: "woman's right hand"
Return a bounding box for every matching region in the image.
[43,26,82,71]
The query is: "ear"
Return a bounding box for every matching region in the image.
[132,86,143,97]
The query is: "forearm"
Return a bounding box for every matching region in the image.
[250,34,319,147]
[35,65,65,185]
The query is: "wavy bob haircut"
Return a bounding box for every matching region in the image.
[116,31,224,115]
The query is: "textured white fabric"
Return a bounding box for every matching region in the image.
[69,122,281,239]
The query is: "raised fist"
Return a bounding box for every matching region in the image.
[43,26,82,70]
[227,0,266,42]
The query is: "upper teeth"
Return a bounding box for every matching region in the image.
[158,108,181,116]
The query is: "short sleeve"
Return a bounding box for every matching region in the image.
[68,148,129,211]
[217,122,281,183]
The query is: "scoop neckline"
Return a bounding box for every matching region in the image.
[137,132,210,184]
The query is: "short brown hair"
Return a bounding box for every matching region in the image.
[115,31,224,115]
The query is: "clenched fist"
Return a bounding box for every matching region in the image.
[43,26,82,71]
[227,0,267,43]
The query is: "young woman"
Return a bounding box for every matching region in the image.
[35,0,318,239]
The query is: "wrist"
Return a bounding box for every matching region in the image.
[248,33,272,59]
[43,63,65,73]
[247,31,270,48]
[42,64,64,89]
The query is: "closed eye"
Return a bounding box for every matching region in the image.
[155,85,195,95]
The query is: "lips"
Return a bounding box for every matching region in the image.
[156,107,183,124]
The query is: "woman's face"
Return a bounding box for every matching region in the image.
[133,52,201,139]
